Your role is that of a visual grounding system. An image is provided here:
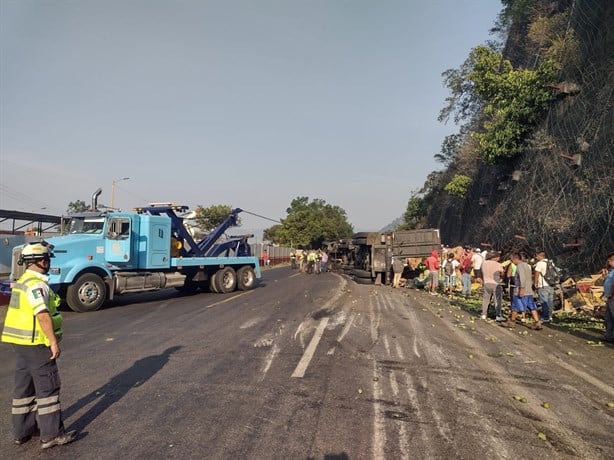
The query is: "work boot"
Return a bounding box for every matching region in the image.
[41,430,77,449]
[531,322,543,331]
[14,428,39,445]
[499,321,515,328]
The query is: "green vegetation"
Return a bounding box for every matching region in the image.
[398,193,429,230]
[443,45,556,164]
[193,204,235,232]
[451,295,605,333]
[444,174,473,198]
[263,197,353,249]
[67,200,88,213]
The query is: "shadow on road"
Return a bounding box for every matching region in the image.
[63,346,182,432]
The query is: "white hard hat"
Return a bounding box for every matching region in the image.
[19,241,54,264]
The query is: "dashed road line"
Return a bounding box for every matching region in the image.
[205,290,253,309]
[291,317,329,378]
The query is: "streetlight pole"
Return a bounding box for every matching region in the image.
[111,177,130,209]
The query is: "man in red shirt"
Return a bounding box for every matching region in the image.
[425,250,440,295]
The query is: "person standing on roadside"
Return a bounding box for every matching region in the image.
[320,250,329,273]
[460,246,473,297]
[442,252,459,295]
[501,252,542,330]
[392,256,404,288]
[261,249,270,267]
[480,251,504,321]
[1,242,77,449]
[534,251,555,323]
[602,253,614,343]
[471,248,484,283]
[290,250,297,269]
[425,250,440,295]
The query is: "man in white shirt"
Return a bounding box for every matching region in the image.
[534,251,554,323]
[471,248,484,282]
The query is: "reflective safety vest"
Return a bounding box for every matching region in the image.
[1,273,63,347]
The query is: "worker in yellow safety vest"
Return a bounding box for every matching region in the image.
[1,242,77,449]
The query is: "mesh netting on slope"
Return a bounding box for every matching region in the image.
[428,0,613,274]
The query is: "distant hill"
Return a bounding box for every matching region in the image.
[380,216,403,232]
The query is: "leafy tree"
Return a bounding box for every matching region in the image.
[439,48,488,125]
[444,175,473,198]
[434,133,464,166]
[67,200,88,213]
[193,204,235,233]
[528,11,579,71]
[500,0,539,22]
[398,193,428,230]
[264,197,353,248]
[442,45,555,164]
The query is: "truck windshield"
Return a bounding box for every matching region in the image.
[69,217,105,234]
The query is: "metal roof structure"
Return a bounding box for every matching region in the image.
[0,209,64,234]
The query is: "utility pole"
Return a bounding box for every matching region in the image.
[111,177,130,209]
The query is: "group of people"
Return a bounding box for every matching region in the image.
[290,249,329,275]
[408,246,580,332]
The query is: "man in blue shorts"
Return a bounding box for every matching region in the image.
[501,252,542,330]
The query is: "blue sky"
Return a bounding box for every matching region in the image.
[1,0,502,234]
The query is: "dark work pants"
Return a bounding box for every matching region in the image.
[12,345,64,441]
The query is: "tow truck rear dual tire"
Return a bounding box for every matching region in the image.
[236,266,256,291]
[214,267,237,293]
[66,273,107,312]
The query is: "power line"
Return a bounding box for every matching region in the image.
[241,209,282,224]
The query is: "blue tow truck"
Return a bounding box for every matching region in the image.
[10,191,261,312]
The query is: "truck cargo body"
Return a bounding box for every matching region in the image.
[345,229,440,284]
[11,206,260,312]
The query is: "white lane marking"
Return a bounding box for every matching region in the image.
[412,336,421,358]
[205,290,252,309]
[383,335,391,356]
[395,341,405,360]
[372,361,386,460]
[327,347,336,355]
[389,371,409,460]
[293,322,306,349]
[370,299,380,344]
[389,370,400,396]
[240,317,263,329]
[555,357,614,398]
[404,373,432,459]
[290,272,302,278]
[291,317,329,378]
[260,344,280,381]
[336,312,355,343]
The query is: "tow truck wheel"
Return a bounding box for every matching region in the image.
[215,267,237,293]
[209,272,219,293]
[237,266,256,291]
[66,273,107,312]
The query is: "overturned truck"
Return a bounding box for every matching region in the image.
[333,229,440,285]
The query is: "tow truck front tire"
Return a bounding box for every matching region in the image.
[66,273,107,312]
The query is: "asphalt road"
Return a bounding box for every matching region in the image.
[1,267,613,459]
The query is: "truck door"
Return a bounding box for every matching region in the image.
[105,217,132,263]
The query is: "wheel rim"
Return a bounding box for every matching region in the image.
[222,272,234,289]
[78,281,103,306]
[242,271,254,286]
